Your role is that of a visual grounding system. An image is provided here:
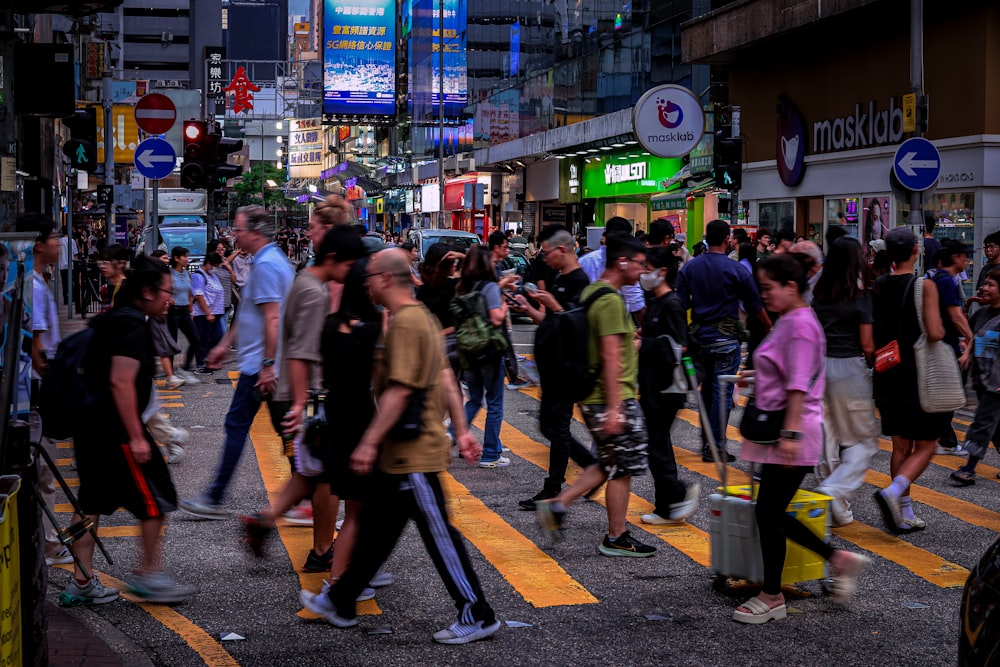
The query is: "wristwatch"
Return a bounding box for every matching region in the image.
[780,429,803,441]
[262,358,275,368]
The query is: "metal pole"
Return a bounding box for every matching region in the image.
[908,0,925,271]
[102,40,115,221]
[151,180,159,253]
[261,124,266,208]
[437,0,445,229]
[66,176,74,318]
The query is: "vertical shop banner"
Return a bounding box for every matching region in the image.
[0,236,34,416]
[204,47,227,116]
[96,105,140,164]
[115,215,130,246]
[288,118,323,178]
[323,0,396,116]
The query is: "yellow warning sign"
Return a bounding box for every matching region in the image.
[902,93,916,133]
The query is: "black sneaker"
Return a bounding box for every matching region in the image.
[598,531,656,558]
[535,501,567,541]
[518,488,559,512]
[239,513,274,559]
[702,448,736,463]
[302,545,334,572]
[194,367,215,375]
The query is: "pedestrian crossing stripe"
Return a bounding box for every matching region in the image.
[441,471,599,608]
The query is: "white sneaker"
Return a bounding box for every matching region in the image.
[166,375,185,390]
[46,547,74,566]
[433,619,502,645]
[478,456,510,468]
[299,590,358,628]
[167,443,185,464]
[369,567,394,588]
[177,369,200,385]
[936,444,970,457]
[668,483,700,522]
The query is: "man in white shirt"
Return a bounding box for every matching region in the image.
[58,233,78,306]
[28,216,75,567]
[579,217,645,323]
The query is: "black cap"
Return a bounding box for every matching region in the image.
[884,227,917,254]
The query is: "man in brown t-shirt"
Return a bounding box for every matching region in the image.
[300,248,500,645]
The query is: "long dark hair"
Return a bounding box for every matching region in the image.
[737,242,757,271]
[420,242,459,286]
[813,237,864,304]
[458,245,496,294]
[757,252,815,295]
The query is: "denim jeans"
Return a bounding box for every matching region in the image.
[194,315,224,368]
[464,359,505,462]
[207,373,261,505]
[698,339,741,451]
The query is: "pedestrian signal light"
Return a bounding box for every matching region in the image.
[62,107,98,173]
[713,131,742,192]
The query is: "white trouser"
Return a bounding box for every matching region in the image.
[814,356,879,501]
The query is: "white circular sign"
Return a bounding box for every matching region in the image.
[632,84,705,158]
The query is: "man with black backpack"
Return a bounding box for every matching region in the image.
[536,234,657,558]
[510,226,595,510]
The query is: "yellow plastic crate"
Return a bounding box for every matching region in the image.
[711,485,832,585]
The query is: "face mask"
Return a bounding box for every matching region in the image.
[639,270,664,291]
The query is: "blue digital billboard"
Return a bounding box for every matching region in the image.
[323,0,397,116]
[409,0,467,118]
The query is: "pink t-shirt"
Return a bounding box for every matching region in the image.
[740,306,826,466]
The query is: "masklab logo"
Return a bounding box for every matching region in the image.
[657,98,683,129]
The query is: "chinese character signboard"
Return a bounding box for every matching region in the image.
[86,42,104,79]
[288,118,323,178]
[222,65,261,114]
[204,46,227,116]
[323,0,397,117]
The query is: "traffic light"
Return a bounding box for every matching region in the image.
[212,136,244,186]
[62,107,98,172]
[181,119,209,190]
[713,131,742,192]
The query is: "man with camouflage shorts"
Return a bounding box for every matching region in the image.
[537,234,656,557]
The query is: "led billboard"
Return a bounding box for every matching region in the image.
[323,0,397,116]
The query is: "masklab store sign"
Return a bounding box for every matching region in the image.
[812,98,905,154]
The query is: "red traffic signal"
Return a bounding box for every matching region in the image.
[181,120,209,190]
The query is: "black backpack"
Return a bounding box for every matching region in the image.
[550,286,616,403]
[37,326,97,439]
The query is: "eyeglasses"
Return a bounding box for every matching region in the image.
[987,244,1000,250]
[362,271,409,280]
[157,287,175,296]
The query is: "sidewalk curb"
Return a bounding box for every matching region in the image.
[47,582,156,667]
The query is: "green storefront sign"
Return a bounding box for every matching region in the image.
[582,151,684,199]
[652,197,687,211]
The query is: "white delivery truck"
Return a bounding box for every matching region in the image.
[140,189,210,265]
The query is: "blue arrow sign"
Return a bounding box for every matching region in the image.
[893,137,940,192]
[134,137,176,181]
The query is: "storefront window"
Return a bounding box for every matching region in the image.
[757,201,794,236]
[825,197,860,241]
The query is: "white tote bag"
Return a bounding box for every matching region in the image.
[913,279,966,413]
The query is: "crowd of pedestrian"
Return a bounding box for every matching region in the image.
[25,200,985,637]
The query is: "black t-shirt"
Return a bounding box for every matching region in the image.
[642,291,688,345]
[534,268,590,374]
[932,270,963,353]
[812,292,873,358]
[416,278,459,329]
[88,306,154,422]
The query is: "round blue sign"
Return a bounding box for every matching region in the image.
[134,137,177,181]
[893,137,940,192]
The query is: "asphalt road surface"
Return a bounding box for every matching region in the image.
[45,322,991,666]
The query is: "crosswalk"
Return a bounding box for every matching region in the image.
[47,373,987,626]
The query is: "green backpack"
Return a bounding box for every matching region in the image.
[449,282,509,370]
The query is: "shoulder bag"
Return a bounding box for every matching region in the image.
[873,276,915,373]
[913,278,966,412]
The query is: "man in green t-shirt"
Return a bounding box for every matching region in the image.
[537,234,656,558]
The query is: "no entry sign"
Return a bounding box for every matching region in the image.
[134,93,177,135]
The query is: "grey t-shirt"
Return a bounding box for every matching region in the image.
[274,271,328,402]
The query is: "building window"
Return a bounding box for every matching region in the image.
[757,200,794,236]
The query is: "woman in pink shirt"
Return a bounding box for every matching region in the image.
[732,253,869,625]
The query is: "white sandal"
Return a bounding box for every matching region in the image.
[732,597,787,624]
[830,552,870,607]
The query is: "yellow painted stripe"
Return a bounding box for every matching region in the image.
[875,436,1000,482]
[55,458,74,467]
[57,442,74,449]
[247,401,380,617]
[864,469,1000,532]
[64,478,79,488]
[440,472,598,608]
[95,571,241,666]
[473,415,712,567]
[161,403,185,408]
[670,409,970,587]
[55,503,74,513]
[100,526,143,538]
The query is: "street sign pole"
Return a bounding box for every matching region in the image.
[66,172,74,319]
[152,180,158,254]
[909,0,925,271]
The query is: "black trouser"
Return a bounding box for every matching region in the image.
[640,393,686,515]
[167,305,200,371]
[538,382,596,491]
[328,471,495,626]
[756,464,835,595]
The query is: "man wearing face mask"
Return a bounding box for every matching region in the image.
[637,247,700,524]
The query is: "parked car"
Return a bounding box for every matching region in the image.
[959,534,1000,665]
[407,229,480,262]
